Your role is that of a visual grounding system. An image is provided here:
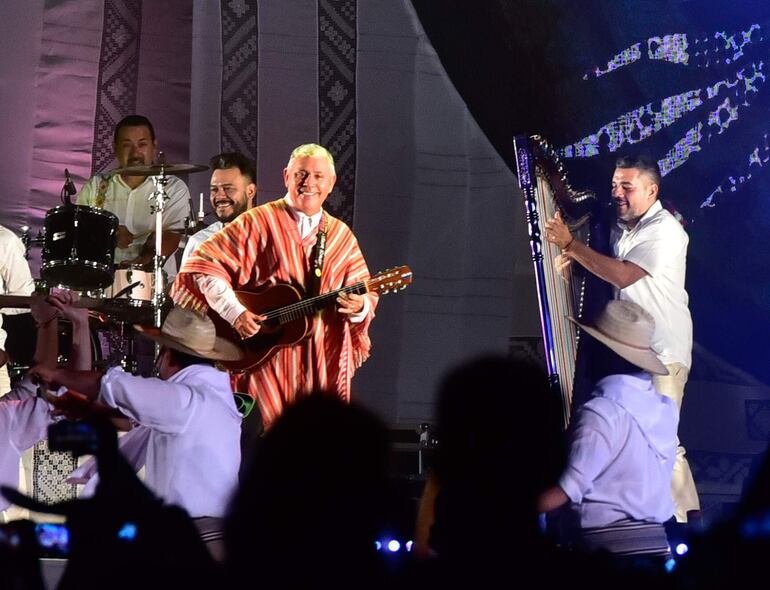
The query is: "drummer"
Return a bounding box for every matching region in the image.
[76,114,191,279]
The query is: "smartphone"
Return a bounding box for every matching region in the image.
[34,523,70,558]
[0,521,69,558]
[48,420,99,456]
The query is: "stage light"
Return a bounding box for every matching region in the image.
[374,541,382,551]
[118,522,138,541]
[387,539,401,552]
[406,540,413,552]
[675,542,689,556]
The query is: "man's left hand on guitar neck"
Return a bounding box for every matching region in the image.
[337,292,368,320]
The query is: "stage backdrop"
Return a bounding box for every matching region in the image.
[0,0,536,430]
[5,0,763,522]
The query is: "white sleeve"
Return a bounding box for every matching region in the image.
[0,230,35,302]
[99,368,194,435]
[75,176,98,206]
[0,376,38,401]
[179,235,199,268]
[196,275,247,325]
[558,401,616,503]
[7,397,53,452]
[348,294,371,324]
[162,177,193,231]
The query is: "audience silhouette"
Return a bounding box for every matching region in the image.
[224,392,393,588]
[2,355,770,589]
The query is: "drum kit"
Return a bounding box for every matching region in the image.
[13,159,209,376]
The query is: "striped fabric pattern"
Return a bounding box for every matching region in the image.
[171,199,377,429]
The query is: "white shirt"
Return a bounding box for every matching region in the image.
[180,221,224,268]
[77,173,191,278]
[0,225,35,349]
[611,200,693,368]
[560,373,678,528]
[99,364,241,518]
[0,378,55,510]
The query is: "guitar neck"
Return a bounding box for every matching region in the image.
[265,282,367,324]
[0,294,98,309]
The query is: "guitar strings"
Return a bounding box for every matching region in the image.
[260,281,366,321]
[258,267,407,322]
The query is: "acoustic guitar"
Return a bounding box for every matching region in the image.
[212,265,412,372]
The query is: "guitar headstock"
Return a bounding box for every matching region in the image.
[367,265,413,295]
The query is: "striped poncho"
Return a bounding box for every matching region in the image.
[170,199,377,429]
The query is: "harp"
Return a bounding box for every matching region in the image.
[513,135,598,427]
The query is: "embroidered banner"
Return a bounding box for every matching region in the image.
[318,0,357,226]
[90,0,143,175]
[220,0,257,161]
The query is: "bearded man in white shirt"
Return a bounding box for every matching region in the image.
[544,154,697,524]
[179,152,256,268]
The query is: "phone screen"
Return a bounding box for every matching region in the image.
[35,523,69,557]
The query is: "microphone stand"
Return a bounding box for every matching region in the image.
[62,168,77,206]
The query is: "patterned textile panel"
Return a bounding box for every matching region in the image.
[318,0,357,227]
[220,0,257,161]
[91,0,142,175]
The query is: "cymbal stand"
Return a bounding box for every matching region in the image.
[147,158,171,375]
[149,155,170,331]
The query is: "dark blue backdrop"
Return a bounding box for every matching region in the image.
[413,0,770,384]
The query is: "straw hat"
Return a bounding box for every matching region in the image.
[568,300,667,375]
[134,307,243,362]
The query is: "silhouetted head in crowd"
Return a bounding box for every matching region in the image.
[224,393,391,587]
[430,355,566,561]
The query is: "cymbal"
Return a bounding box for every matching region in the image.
[109,162,209,176]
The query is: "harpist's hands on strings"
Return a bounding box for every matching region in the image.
[554,254,572,281]
[544,211,574,251]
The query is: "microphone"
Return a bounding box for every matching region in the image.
[64,169,77,195]
[63,168,77,206]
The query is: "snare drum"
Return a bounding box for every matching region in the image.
[41,205,118,290]
[107,265,155,307]
[97,265,164,324]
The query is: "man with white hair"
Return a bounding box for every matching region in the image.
[172,143,378,431]
[538,300,678,564]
